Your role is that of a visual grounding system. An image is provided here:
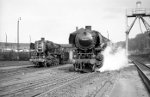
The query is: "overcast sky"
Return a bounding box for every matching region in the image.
[0,0,150,44]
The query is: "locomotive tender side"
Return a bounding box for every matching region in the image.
[69,26,109,72]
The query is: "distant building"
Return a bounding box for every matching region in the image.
[0,42,30,52]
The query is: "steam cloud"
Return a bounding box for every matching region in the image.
[99,45,129,72]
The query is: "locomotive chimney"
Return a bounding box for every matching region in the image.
[76,27,78,31]
[41,37,45,41]
[85,26,92,31]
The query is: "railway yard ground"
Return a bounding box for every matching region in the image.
[0,58,150,97]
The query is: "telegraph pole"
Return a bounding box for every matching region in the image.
[17,17,21,60]
[5,32,7,49]
[107,30,109,40]
[29,35,31,58]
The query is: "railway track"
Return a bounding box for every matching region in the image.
[0,61,119,97]
[0,64,71,82]
[0,64,74,97]
[0,71,96,97]
[0,70,118,97]
[88,72,119,97]
[0,62,97,97]
[130,57,150,93]
[0,66,37,80]
[0,72,79,97]
[37,71,119,97]
[34,72,98,97]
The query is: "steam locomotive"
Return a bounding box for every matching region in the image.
[69,26,109,72]
[30,38,64,67]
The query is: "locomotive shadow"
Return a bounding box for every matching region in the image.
[57,65,76,73]
[57,65,94,73]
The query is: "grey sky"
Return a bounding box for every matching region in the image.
[0,0,150,44]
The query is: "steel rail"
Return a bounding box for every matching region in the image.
[132,60,150,94]
[131,57,150,70]
[0,72,79,97]
[35,72,97,97]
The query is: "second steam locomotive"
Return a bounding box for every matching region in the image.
[30,38,66,67]
[69,26,109,72]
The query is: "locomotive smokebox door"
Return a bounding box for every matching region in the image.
[69,26,109,72]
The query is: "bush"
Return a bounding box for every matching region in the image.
[0,51,30,61]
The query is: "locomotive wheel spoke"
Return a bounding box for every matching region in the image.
[74,64,78,71]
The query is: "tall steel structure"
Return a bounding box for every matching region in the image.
[125,1,150,58]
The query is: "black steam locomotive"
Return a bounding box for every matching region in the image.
[30,38,64,67]
[69,26,109,72]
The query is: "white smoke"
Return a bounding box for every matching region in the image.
[99,45,129,72]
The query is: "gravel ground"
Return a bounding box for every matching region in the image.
[0,64,75,97]
[0,60,149,97]
[108,62,150,97]
[0,61,119,97]
[42,71,118,97]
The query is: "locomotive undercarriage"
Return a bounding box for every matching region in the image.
[72,49,103,72]
[30,52,60,67]
[31,57,60,67]
[73,59,103,72]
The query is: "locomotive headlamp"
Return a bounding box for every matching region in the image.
[73,55,77,58]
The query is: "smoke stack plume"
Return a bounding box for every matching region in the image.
[76,27,78,31]
[99,46,129,72]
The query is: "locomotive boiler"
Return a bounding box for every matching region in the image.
[30,38,64,67]
[69,26,109,72]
